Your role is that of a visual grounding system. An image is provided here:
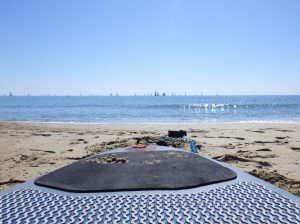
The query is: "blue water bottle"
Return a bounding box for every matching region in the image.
[190,140,197,154]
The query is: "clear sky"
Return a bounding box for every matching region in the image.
[0,0,299,96]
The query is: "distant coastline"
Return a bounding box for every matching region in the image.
[1,94,300,97]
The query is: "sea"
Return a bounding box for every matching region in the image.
[0,95,300,124]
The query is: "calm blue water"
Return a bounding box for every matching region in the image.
[0,96,300,123]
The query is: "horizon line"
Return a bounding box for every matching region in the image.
[1,94,300,97]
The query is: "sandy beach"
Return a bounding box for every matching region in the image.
[0,121,299,196]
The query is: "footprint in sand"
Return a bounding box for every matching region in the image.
[290,147,300,151]
[253,140,280,144]
[275,136,289,140]
[256,148,272,152]
[234,137,245,140]
[252,130,265,133]
[244,154,277,159]
[275,129,295,133]
[31,133,52,137]
[77,139,88,144]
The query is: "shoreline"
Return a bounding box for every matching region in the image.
[3,120,300,125]
[1,121,299,196]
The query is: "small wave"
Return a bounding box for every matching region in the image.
[145,104,181,109]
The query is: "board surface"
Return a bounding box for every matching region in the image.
[2,182,299,223]
[35,150,237,192]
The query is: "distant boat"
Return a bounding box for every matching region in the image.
[8,92,13,97]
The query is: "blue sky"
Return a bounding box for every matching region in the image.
[0,0,299,96]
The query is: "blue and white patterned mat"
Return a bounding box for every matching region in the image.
[1,182,299,224]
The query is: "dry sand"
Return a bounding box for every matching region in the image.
[0,121,299,196]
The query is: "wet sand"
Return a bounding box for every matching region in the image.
[0,121,299,196]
